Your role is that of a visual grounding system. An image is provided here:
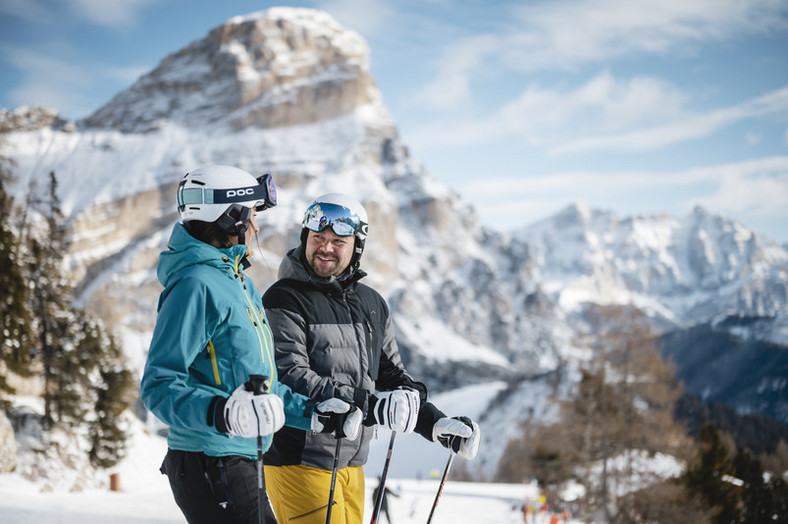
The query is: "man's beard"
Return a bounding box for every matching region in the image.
[308,251,345,278]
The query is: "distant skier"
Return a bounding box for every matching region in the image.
[372,477,399,524]
[261,193,482,523]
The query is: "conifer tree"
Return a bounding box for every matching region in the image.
[81,314,135,468]
[0,153,34,407]
[684,423,741,523]
[21,170,134,468]
[24,172,72,427]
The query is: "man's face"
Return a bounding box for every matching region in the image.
[305,228,354,278]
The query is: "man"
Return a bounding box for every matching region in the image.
[262,193,481,523]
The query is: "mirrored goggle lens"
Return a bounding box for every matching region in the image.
[255,174,277,212]
[255,174,276,212]
[303,202,360,236]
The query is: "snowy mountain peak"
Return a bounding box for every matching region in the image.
[516,204,788,323]
[83,7,381,133]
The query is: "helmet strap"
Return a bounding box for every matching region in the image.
[216,204,251,242]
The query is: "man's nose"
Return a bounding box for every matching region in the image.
[317,239,334,252]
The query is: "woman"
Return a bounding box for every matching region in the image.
[141,165,361,524]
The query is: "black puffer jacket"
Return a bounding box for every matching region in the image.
[262,247,444,470]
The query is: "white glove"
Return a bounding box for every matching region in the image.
[432,416,481,460]
[311,398,363,440]
[370,389,420,433]
[223,384,285,438]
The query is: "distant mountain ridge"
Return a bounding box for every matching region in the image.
[1,7,787,479]
[516,203,788,326]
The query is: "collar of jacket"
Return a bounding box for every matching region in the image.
[157,222,250,287]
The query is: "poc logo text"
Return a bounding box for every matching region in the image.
[226,188,255,198]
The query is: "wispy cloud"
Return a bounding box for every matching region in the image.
[4,47,94,116]
[462,156,788,230]
[2,46,149,118]
[502,0,788,72]
[0,0,57,24]
[105,65,149,85]
[0,0,161,29]
[683,156,788,217]
[410,0,788,112]
[407,70,689,148]
[406,67,788,156]
[314,0,397,35]
[66,0,161,29]
[408,34,499,110]
[0,0,160,116]
[551,85,788,154]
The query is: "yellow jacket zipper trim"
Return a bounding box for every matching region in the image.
[207,340,221,385]
[232,253,274,394]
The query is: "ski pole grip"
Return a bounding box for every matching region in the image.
[247,374,269,395]
[333,411,348,439]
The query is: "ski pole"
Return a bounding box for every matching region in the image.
[325,434,342,524]
[426,451,454,524]
[370,431,397,524]
[325,411,348,524]
[247,374,269,524]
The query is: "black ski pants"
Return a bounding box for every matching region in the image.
[161,448,277,524]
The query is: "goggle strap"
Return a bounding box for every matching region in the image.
[178,183,275,207]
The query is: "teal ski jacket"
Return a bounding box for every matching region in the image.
[141,223,313,459]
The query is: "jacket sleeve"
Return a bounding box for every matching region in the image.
[272,380,314,431]
[264,287,371,413]
[140,275,220,432]
[373,299,446,442]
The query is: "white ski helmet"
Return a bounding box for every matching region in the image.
[177,165,277,236]
[301,193,368,270]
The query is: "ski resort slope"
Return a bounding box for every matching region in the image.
[0,473,571,523]
[0,382,583,523]
[0,448,577,524]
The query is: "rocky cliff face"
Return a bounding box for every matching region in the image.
[84,8,378,133]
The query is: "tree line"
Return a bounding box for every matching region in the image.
[496,304,788,523]
[0,151,135,470]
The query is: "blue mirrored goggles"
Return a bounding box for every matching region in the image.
[177,174,277,213]
[302,202,362,237]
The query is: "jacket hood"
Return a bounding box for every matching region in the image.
[157,223,248,287]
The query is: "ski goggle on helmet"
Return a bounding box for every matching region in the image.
[176,165,277,224]
[302,193,368,239]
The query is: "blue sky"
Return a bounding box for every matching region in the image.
[1,0,788,243]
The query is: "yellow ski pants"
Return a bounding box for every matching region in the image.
[265,464,365,523]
